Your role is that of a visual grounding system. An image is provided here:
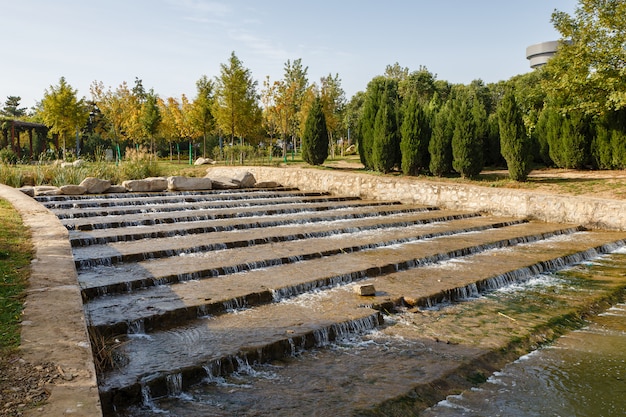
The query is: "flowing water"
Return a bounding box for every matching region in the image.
[36,188,626,416]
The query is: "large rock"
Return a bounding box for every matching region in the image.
[231,171,256,188]
[105,185,127,194]
[122,177,168,192]
[34,186,61,196]
[79,177,111,194]
[254,181,282,189]
[194,157,215,166]
[19,187,35,197]
[60,185,87,195]
[208,176,240,189]
[168,176,213,191]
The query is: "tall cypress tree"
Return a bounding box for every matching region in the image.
[451,94,483,178]
[371,93,399,173]
[302,97,329,166]
[429,103,453,176]
[400,93,430,175]
[497,91,532,181]
[358,77,387,169]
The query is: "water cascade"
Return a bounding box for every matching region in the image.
[37,187,626,416]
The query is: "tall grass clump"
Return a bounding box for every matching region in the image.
[120,147,162,180]
[0,164,23,188]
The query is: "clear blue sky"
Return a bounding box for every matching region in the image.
[0,0,576,110]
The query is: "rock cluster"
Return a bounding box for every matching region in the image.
[17,170,279,197]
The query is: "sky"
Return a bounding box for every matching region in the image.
[0,0,577,110]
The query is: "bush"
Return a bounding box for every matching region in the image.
[0,148,18,165]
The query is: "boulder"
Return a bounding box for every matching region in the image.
[105,185,127,194]
[168,176,213,191]
[61,162,74,168]
[122,177,168,192]
[19,187,35,197]
[72,159,85,167]
[207,176,240,189]
[34,186,61,196]
[60,185,87,195]
[79,177,111,194]
[194,157,215,166]
[254,181,282,189]
[231,171,256,188]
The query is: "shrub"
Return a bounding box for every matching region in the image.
[0,148,18,165]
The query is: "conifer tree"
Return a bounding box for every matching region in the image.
[429,104,453,176]
[451,94,483,178]
[400,93,430,175]
[301,96,329,166]
[497,91,532,181]
[371,93,399,173]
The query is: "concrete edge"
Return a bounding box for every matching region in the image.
[206,166,626,231]
[0,184,102,416]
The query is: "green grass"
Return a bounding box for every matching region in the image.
[0,199,32,353]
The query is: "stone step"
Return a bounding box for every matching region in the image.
[37,188,303,209]
[97,229,626,411]
[67,203,436,247]
[50,194,363,220]
[77,215,530,298]
[71,209,477,266]
[61,199,404,231]
[84,221,589,334]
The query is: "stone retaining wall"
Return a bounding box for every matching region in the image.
[208,166,626,231]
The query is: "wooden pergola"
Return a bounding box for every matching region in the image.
[0,119,48,159]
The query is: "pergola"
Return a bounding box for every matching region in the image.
[0,118,48,159]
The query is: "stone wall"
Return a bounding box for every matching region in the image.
[207,166,626,231]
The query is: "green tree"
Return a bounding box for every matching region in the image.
[546,0,626,116]
[319,73,346,157]
[192,75,216,158]
[400,92,430,175]
[429,103,453,176]
[140,89,161,157]
[497,91,533,181]
[280,58,309,156]
[451,92,483,178]
[213,52,261,147]
[40,77,88,159]
[1,96,27,118]
[371,84,400,173]
[358,77,387,169]
[302,96,329,165]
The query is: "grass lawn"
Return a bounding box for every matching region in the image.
[0,199,32,353]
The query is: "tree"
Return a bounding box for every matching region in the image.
[213,52,261,147]
[1,96,27,118]
[400,92,430,175]
[497,91,533,181]
[140,89,161,157]
[40,77,88,158]
[191,75,216,158]
[90,81,136,149]
[279,58,309,157]
[545,0,626,116]
[371,83,400,173]
[302,96,329,165]
[429,103,453,176]
[358,77,387,169]
[451,92,483,178]
[319,73,346,157]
